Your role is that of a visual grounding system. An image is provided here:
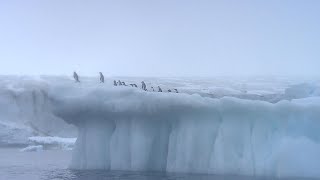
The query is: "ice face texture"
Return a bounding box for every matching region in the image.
[51,85,320,178]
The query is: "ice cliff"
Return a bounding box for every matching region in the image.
[51,85,320,178]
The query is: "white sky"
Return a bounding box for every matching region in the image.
[0,0,319,77]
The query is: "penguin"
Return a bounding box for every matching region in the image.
[133,84,138,88]
[141,81,147,91]
[168,89,172,92]
[73,71,80,83]
[99,72,104,83]
[118,80,122,86]
[130,84,134,87]
[151,87,155,92]
[174,89,179,93]
[122,82,127,86]
[158,86,162,92]
[114,80,117,86]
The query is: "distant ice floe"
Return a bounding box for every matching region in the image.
[20,145,43,152]
[19,136,76,151]
[26,136,76,151]
[284,83,320,99]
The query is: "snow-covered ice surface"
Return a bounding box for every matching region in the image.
[1,75,320,178]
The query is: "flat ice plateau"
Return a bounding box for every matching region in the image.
[1,75,320,178]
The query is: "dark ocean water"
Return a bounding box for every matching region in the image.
[0,148,314,180]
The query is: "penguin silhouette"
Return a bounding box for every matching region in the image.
[158,86,162,92]
[174,89,179,93]
[73,72,80,83]
[118,80,122,86]
[168,89,172,92]
[99,72,104,83]
[141,81,147,91]
[114,80,117,86]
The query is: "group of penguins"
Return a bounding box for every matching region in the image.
[73,71,179,93]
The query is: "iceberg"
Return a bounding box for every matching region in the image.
[1,76,320,178]
[50,85,320,178]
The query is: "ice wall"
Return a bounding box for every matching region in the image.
[51,86,320,178]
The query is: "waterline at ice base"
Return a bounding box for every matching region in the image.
[50,83,320,179]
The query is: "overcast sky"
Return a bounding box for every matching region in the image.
[0,0,319,77]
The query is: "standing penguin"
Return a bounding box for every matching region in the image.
[73,71,80,83]
[118,80,122,86]
[114,80,117,86]
[158,86,162,92]
[99,72,104,83]
[141,81,147,91]
[151,87,155,92]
